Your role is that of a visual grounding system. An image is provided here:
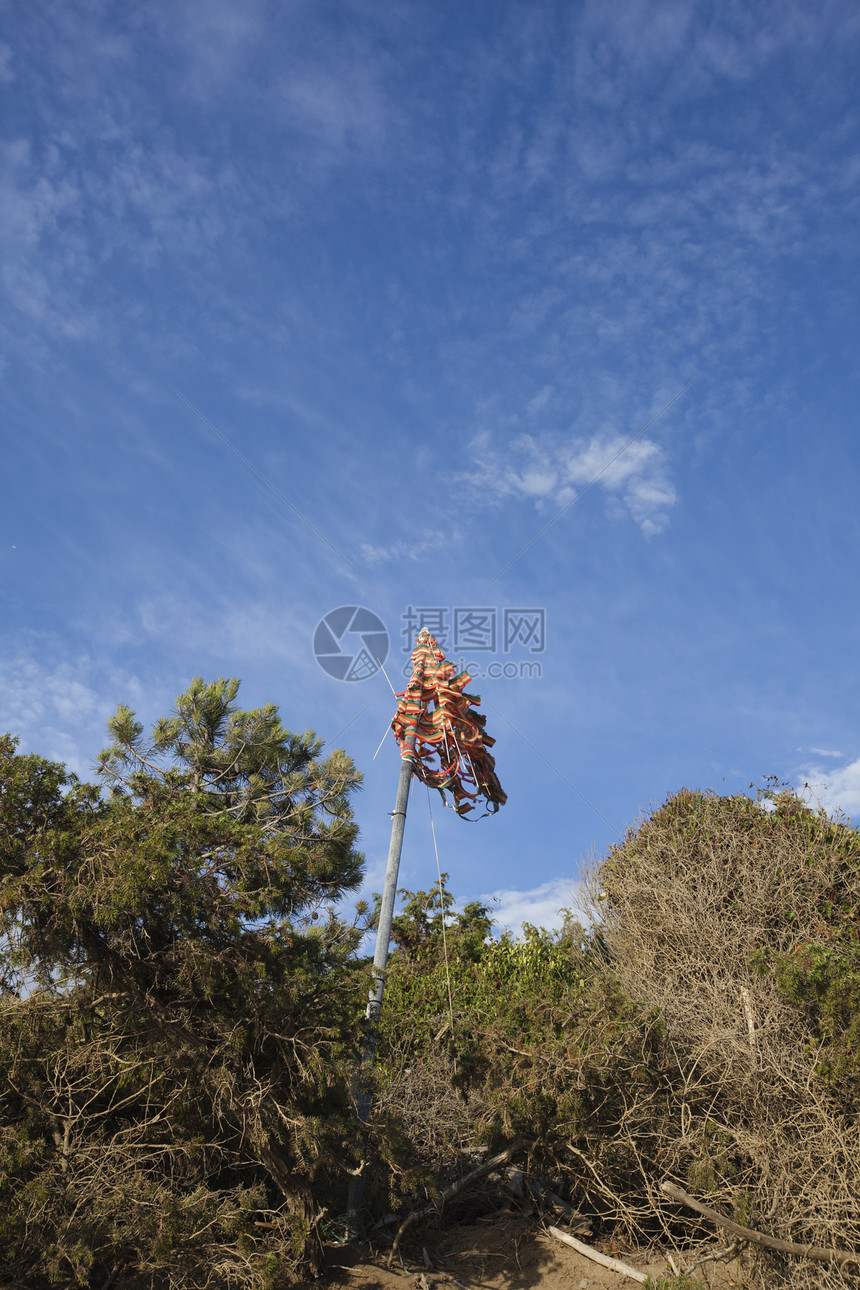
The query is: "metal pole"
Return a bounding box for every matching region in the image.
[366,752,415,1031]
[347,750,414,1226]
[348,630,429,1230]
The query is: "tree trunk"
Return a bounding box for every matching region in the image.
[258,1143,324,1274]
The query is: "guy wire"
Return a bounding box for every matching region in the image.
[376,657,398,697]
[372,720,393,761]
[426,785,456,1052]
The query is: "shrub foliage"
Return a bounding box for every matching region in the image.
[0,679,365,1288]
[3,685,860,1290]
[370,791,860,1289]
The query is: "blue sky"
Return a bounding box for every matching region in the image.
[2,0,859,934]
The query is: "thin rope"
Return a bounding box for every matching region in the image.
[426,785,456,1047]
[376,656,398,697]
[372,720,393,761]
[452,728,480,800]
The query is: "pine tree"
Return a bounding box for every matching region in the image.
[0,679,365,1287]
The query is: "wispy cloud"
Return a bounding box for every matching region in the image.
[164,0,268,94]
[0,648,146,775]
[0,611,314,777]
[472,428,677,535]
[360,530,448,566]
[278,60,391,164]
[134,590,317,669]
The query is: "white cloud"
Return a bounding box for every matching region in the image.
[479,876,584,936]
[352,876,587,958]
[798,755,860,823]
[474,428,677,535]
[360,531,447,566]
[0,650,146,775]
[809,747,844,759]
[0,615,312,780]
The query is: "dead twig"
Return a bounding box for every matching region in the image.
[684,1239,744,1275]
[740,986,757,1050]
[660,1182,860,1266]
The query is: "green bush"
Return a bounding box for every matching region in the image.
[0,680,367,1288]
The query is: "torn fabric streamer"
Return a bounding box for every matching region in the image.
[391,628,506,818]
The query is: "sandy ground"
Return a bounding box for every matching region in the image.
[323,1208,745,1290]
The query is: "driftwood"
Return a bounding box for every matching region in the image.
[548,1227,648,1283]
[660,1182,860,1267]
[388,1138,530,1264]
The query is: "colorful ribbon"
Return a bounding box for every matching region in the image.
[391,630,506,818]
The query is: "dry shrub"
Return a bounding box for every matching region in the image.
[591,787,860,1288]
[369,913,594,1217]
[366,796,860,1288]
[371,1013,484,1204]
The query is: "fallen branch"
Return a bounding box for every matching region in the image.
[660,1182,860,1267]
[388,1138,530,1265]
[548,1227,648,1283]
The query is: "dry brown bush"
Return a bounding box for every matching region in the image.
[374,1022,478,1168]
[371,790,860,1289]
[589,787,860,1288]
